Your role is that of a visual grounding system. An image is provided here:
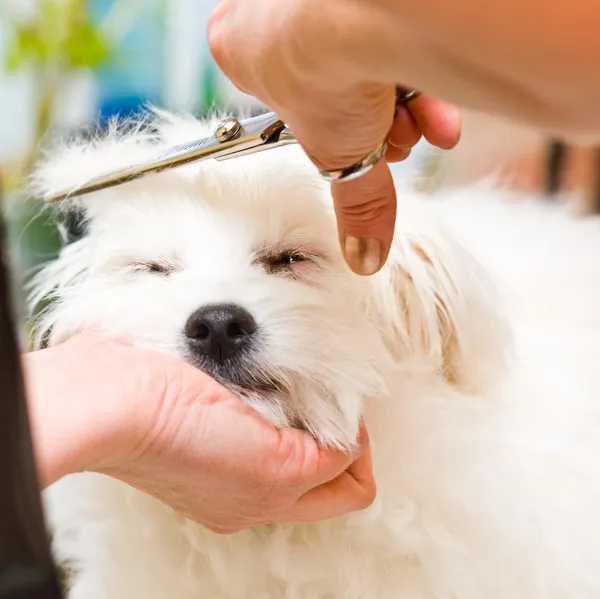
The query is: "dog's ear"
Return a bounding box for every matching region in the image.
[368,226,509,392]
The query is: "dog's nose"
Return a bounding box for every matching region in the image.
[184,303,257,364]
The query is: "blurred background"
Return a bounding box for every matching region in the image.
[1,0,598,333]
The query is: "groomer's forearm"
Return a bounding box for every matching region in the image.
[22,342,132,489]
[323,0,600,141]
[23,349,93,488]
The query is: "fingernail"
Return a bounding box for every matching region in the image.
[343,236,385,276]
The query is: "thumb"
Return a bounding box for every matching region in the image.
[332,160,396,276]
[285,85,397,276]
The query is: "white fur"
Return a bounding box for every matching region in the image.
[28,110,600,599]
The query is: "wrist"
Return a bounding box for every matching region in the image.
[22,335,144,488]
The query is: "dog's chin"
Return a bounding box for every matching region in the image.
[189,357,284,394]
[183,354,357,444]
[185,356,299,428]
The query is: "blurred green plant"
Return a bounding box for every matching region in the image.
[6,0,111,71]
[1,0,118,330]
[4,0,114,171]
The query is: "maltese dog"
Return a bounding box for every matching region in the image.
[27,110,600,599]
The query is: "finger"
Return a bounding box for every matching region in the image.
[207,1,251,95]
[388,105,422,149]
[385,146,411,163]
[286,427,376,522]
[69,329,132,349]
[206,2,228,65]
[271,426,356,495]
[205,524,245,536]
[408,96,462,150]
[332,160,396,275]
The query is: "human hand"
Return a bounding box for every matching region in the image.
[207,0,461,275]
[23,332,375,533]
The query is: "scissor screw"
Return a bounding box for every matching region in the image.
[215,117,243,143]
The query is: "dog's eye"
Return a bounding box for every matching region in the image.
[256,248,316,276]
[263,252,310,274]
[131,260,176,276]
[270,253,308,267]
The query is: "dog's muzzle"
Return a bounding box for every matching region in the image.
[185,303,257,364]
[183,303,281,394]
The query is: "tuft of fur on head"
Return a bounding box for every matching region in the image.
[29,107,231,208]
[27,109,508,449]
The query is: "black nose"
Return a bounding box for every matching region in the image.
[184,303,257,364]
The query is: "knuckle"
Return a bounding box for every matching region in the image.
[206,16,228,68]
[207,33,225,67]
[359,481,377,509]
[272,430,304,483]
[338,196,390,225]
[354,480,377,511]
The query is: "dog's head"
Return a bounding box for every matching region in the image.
[28,112,507,448]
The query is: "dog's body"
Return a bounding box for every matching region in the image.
[29,112,600,599]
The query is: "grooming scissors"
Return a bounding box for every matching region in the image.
[43,112,297,204]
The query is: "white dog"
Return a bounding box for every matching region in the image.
[27,110,600,599]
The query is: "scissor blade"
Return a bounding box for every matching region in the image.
[42,112,292,203]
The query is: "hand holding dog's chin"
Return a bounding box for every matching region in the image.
[23,332,375,532]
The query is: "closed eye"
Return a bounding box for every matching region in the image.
[267,252,308,268]
[131,259,179,276]
[256,248,319,276]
